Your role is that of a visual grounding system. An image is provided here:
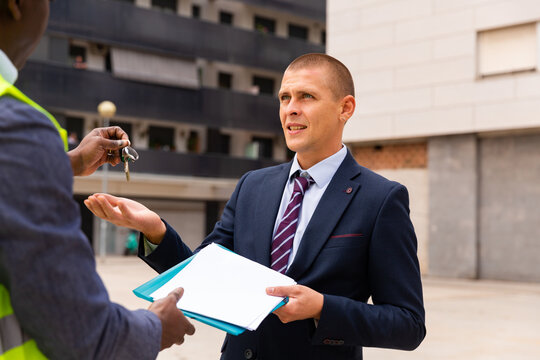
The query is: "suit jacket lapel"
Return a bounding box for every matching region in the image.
[287,151,362,280]
[252,162,292,267]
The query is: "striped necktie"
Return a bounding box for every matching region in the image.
[271,172,314,274]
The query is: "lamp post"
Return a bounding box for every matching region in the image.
[97,101,116,261]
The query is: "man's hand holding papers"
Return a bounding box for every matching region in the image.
[266,285,324,323]
[142,243,297,334]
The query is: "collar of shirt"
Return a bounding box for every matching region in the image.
[0,49,18,85]
[288,145,348,189]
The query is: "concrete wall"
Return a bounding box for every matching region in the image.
[428,132,540,282]
[428,135,478,278]
[479,133,540,282]
[327,0,540,143]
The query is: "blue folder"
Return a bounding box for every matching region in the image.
[133,247,287,336]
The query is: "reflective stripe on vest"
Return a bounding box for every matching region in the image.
[1,341,47,360]
[0,74,67,151]
[0,73,56,358]
[0,285,47,359]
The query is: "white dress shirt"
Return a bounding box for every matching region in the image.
[273,145,348,269]
[145,146,348,258]
[0,49,18,85]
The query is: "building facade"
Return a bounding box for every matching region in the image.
[329,0,540,282]
[18,0,325,254]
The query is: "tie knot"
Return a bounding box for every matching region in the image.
[293,172,313,195]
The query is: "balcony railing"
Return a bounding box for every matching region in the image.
[48,0,325,72]
[235,0,325,22]
[17,61,282,134]
[106,148,280,178]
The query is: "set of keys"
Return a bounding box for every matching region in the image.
[121,146,139,181]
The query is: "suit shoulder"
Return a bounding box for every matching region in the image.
[243,162,290,180]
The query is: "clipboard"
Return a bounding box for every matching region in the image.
[133,245,288,336]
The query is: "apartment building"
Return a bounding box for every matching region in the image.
[328,0,540,282]
[18,0,325,253]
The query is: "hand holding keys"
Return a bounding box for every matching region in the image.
[121,146,139,181]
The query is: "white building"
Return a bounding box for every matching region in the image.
[328,0,540,282]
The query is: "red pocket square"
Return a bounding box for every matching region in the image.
[330,233,364,239]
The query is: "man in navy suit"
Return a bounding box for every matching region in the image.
[86,53,426,359]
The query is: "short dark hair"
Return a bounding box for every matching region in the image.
[286,53,355,98]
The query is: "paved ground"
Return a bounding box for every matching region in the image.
[97,256,540,360]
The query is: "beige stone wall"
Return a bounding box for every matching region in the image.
[328,0,540,142]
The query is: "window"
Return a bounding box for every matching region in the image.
[148,126,175,151]
[152,0,177,13]
[111,48,199,88]
[219,11,233,25]
[192,5,201,19]
[252,137,273,159]
[478,23,536,77]
[218,72,233,89]
[197,67,203,86]
[105,51,112,72]
[206,128,230,155]
[187,130,200,153]
[253,76,275,95]
[254,16,275,34]
[65,116,84,146]
[288,24,308,41]
[69,44,87,69]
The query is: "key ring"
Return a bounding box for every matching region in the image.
[121,146,139,162]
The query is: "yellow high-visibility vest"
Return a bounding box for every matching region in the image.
[0,74,67,150]
[0,286,47,359]
[0,74,67,359]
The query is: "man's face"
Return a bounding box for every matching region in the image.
[278,65,345,168]
[10,0,50,68]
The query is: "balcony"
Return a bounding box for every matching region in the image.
[106,148,279,179]
[235,0,325,22]
[47,0,325,73]
[17,61,282,134]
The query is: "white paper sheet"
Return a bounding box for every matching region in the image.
[150,243,296,330]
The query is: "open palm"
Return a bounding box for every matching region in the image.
[84,193,164,240]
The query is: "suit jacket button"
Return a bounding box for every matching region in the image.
[244,348,254,359]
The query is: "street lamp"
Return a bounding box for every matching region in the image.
[97,100,116,261]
